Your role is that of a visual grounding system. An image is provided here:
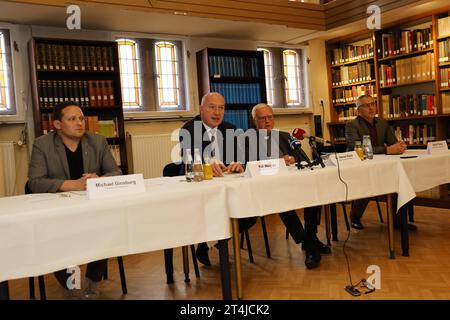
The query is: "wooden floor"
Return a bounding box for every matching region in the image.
[7,202,450,300]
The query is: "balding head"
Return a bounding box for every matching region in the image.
[200,92,225,128]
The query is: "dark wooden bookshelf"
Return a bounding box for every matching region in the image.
[28,37,128,174]
[196,48,267,130]
[326,10,450,208]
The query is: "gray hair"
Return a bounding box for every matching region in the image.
[355,94,373,108]
[251,103,272,119]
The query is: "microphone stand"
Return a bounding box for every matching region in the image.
[308,137,326,168]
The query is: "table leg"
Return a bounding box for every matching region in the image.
[0,281,9,300]
[324,205,332,246]
[386,194,395,259]
[231,218,243,300]
[218,239,232,300]
[182,246,190,283]
[400,203,410,257]
[330,203,338,241]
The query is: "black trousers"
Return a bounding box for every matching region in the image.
[350,195,401,223]
[54,259,108,290]
[279,206,320,244]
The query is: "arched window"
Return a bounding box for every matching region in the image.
[283,49,303,106]
[154,41,180,109]
[116,39,141,108]
[257,48,274,106]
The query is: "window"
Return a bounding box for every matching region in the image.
[116,39,141,108]
[257,47,307,109]
[154,41,180,109]
[283,49,303,106]
[0,29,16,116]
[257,48,274,106]
[116,37,187,115]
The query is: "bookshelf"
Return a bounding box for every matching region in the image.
[196,48,267,130]
[28,38,127,173]
[326,9,450,207]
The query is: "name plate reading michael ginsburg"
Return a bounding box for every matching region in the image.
[87,174,146,200]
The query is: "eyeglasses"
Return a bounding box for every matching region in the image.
[256,115,274,121]
[206,105,225,112]
[358,102,376,109]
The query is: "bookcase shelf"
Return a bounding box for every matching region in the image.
[332,80,376,89]
[326,10,450,208]
[377,47,434,62]
[29,37,128,173]
[196,48,267,130]
[380,79,435,89]
[330,56,374,68]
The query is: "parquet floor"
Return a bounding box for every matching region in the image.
[7,202,450,300]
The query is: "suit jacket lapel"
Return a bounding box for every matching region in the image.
[54,133,71,179]
[81,135,89,174]
[375,118,384,145]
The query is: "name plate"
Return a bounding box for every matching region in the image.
[87,174,146,200]
[329,151,363,167]
[244,159,288,178]
[427,140,449,155]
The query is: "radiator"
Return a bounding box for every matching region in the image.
[0,142,16,197]
[129,131,181,179]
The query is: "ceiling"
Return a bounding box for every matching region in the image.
[0,0,449,44]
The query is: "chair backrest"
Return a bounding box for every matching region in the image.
[25,181,32,194]
[163,163,183,177]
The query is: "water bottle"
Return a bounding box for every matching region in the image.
[184,148,194,182]
[362,135,374,160]
[193,148,204,182]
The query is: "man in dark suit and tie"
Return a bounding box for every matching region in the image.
[345,94,408,229]
[179,92,257,266]
[28,101,122,299]
[247,103,330,269]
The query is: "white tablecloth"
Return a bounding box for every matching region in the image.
[220,158,416,219]
[0,177,230,282]
[375,151,450,193]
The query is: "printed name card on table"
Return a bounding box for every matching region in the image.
[427,141,449,155]
[329,151,363,167]
[244,159,288,178]
[87,174,146,200]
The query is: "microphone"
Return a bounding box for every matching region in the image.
[287,135,312,166]
[292,128,331,145]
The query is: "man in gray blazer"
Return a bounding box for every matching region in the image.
[28,101,121,299]
[345,94,406,229]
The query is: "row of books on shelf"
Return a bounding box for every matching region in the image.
[378,27,433,59]
[330,42,374,65]
[109,145,121,166]
[208,56,260,78]
[332,85,376,104]
[331,61,373,86]
[439,67,450,88]
[438,38,450,64]
[437,15,450,38]
[38,79,116,108]
[379,52,435,87]
[40,113,118,138]
[394,124,436,145]
[337,108,357,122]
[381,94,436,119]
[223,109,249,130]
[35,43,115,72]
[441,92,450,114]
[210,83,261,104]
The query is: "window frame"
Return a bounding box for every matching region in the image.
[0,24,23,122]
[114,32,193,120]
[257,45,311,114]
[116,38,142,109]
